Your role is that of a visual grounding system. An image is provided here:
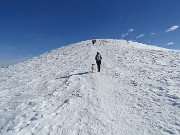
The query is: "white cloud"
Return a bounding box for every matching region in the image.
[121,28,134,38]
[150,33,155,35]
[121,33,129,38]
[165,25,179,32]
[136,34,145,39]
[128,29,134,32]
[167,42,175,45]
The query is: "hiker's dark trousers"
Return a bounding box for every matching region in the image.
[96,61,101,72]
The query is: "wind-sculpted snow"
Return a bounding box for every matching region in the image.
[0,39,180,135]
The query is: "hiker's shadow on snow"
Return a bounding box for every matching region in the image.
[61,72,90,79]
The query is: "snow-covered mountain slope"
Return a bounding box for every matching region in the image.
[0,39,180,135]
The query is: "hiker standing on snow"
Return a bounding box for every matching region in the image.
[92,38,96,45]
[95,52,102,72]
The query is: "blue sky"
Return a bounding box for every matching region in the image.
[0,0,180,66]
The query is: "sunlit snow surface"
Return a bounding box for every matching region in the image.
[0,39,180,135]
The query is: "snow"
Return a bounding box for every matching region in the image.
[0,39,180,135]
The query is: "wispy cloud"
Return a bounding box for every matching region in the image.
[167,42,175,45]
[165,25,179,32]
[121,28,134,38]
[150,33,155,35]
[136,34,145,39]
[121,33,129,38]
[128,29,134,32]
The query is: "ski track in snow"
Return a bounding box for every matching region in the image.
[0,39,180,135]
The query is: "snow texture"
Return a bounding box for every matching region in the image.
[0,39,180,135]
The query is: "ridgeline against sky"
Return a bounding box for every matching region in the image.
[0,0,180,66]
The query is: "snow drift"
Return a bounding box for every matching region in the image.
[0,39,180,135]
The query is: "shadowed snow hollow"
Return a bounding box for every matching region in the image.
[0,39,180,135]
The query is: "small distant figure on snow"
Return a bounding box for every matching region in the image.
[95,52,102,72]
[92,38,96,45]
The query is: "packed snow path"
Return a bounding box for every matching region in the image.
[0,39,180,135]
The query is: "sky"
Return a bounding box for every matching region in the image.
[0,0,180,66]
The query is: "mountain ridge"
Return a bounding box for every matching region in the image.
[1,39,179,68]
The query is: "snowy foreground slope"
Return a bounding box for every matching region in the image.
[0,39,180,135]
